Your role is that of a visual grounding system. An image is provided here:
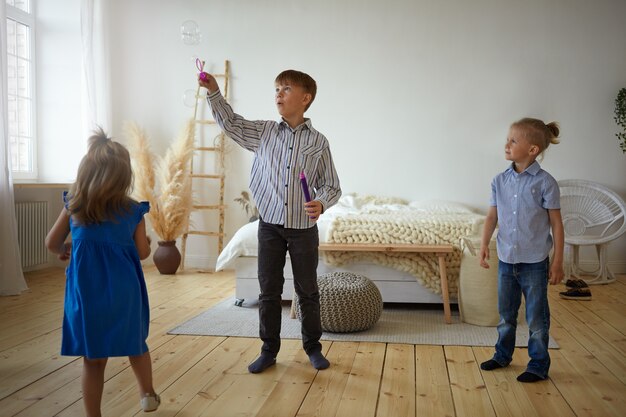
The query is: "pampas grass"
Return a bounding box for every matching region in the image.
[128,119,195,242]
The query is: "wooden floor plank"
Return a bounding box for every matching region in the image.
[0,358,82,416]
[253,340,322,417]
[576,291,626,335]
[0,329,73,399]
[548,292,626,384]
[415,345,455,417]
[15,356,131,417]
[445,345,495,417]
[155,337,258,416]
[295,342,360,417]
[474,346,576,417]
[3,268,625,417]
[335,342,386,417]
[548,316,626,417]
[376,343,416,417]
[474,346,540,417]
[101,335,226,417]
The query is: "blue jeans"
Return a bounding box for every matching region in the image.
[493,258,551,379]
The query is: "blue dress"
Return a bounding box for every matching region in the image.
[61,194,151,359]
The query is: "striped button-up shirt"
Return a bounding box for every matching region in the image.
[490,161,560,264]
[207,90,341,229]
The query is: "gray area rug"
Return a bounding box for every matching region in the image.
[168,299,558,348]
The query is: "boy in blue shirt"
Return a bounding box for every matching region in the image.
[199,69,341,373]
[479,117,564,383]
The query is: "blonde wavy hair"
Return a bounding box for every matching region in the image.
[511,117,561,154]
[66,127,134,224]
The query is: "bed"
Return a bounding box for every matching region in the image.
[216,194,485,306]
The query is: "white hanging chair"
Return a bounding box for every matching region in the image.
[558,179,626,285]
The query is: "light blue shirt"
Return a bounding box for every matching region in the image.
[207,90,341,229]
[490,161,560,264]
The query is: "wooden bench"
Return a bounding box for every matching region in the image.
[318,243,455,324]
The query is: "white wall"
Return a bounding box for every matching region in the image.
[32,0,626,271]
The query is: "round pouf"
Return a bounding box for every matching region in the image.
[293,272,383,333]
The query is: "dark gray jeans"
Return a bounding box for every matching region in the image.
[257,218,322,355]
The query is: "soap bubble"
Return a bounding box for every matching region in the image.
[181,20,201,45]
[183,89,198,107]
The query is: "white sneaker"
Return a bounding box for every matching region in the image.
[141,393,161,412]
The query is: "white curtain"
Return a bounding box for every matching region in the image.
[81,0,110,136]
[0,3,28,295]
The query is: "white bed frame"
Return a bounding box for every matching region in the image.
[233,256,454,307]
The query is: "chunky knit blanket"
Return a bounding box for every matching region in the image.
[324,211,485,297]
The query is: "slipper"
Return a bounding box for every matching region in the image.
[559,288,592,301]
[564,279,589,289]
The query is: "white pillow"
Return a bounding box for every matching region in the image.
[215,221,259,270]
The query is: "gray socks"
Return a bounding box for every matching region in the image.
[308,351,330,370]
[248,350,330,373]
[248,352,276,374]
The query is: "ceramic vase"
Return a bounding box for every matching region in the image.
[153,240,181,275]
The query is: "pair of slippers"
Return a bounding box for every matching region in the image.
[559,279,592,300]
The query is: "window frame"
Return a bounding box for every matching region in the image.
[7,0,37,180]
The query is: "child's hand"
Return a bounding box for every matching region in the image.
[304,200,322,221]
[549,263,564,285]
[58,242,72,261]
[198,73,219,93]
[479,246,490,269]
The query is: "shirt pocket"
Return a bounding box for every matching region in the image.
[295,145,323,175]
[528,186,544,208]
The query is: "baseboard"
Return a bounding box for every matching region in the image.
[180,254,219,271]
[25,258,626,275]
[572,261,626,275]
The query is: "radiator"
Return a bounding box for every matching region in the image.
[15,201,48,268]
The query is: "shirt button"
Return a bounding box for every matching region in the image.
[285,184,288,187]
[284,203,288,206]
[513,228,516,231]
[287,165,290,169]
[514,194,517,198]
[513,211,516,214]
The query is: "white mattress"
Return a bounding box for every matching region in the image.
[233,256,451,304]
[221,195,475,306]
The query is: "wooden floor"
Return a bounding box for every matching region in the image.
[1,268,625,417]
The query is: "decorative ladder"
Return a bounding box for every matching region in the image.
[180,59,230,270]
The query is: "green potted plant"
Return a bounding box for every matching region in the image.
[234,191,259,222]
[615,87,626,153]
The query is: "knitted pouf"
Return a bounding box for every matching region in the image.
[293,272,383,333]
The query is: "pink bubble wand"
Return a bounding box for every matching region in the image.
[300,171,312,202]
[196,58,209,82]
[300,171,317,220]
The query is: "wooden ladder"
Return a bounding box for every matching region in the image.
[180,60,230,270]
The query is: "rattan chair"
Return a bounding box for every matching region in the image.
[558,179,626,284]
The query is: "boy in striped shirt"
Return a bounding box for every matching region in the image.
[199,69,341,373]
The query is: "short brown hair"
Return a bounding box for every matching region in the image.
[275,69,317,111]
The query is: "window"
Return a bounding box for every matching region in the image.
[7,0,36,179]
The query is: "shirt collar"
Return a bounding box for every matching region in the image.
[279,118,312,132]
[506,160,541,176]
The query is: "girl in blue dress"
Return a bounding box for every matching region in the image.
[46,128,160,415]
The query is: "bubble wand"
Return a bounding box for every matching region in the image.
[196,58,209,82]
[300,171,312,202]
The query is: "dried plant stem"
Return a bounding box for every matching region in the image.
[127,119,196,242]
